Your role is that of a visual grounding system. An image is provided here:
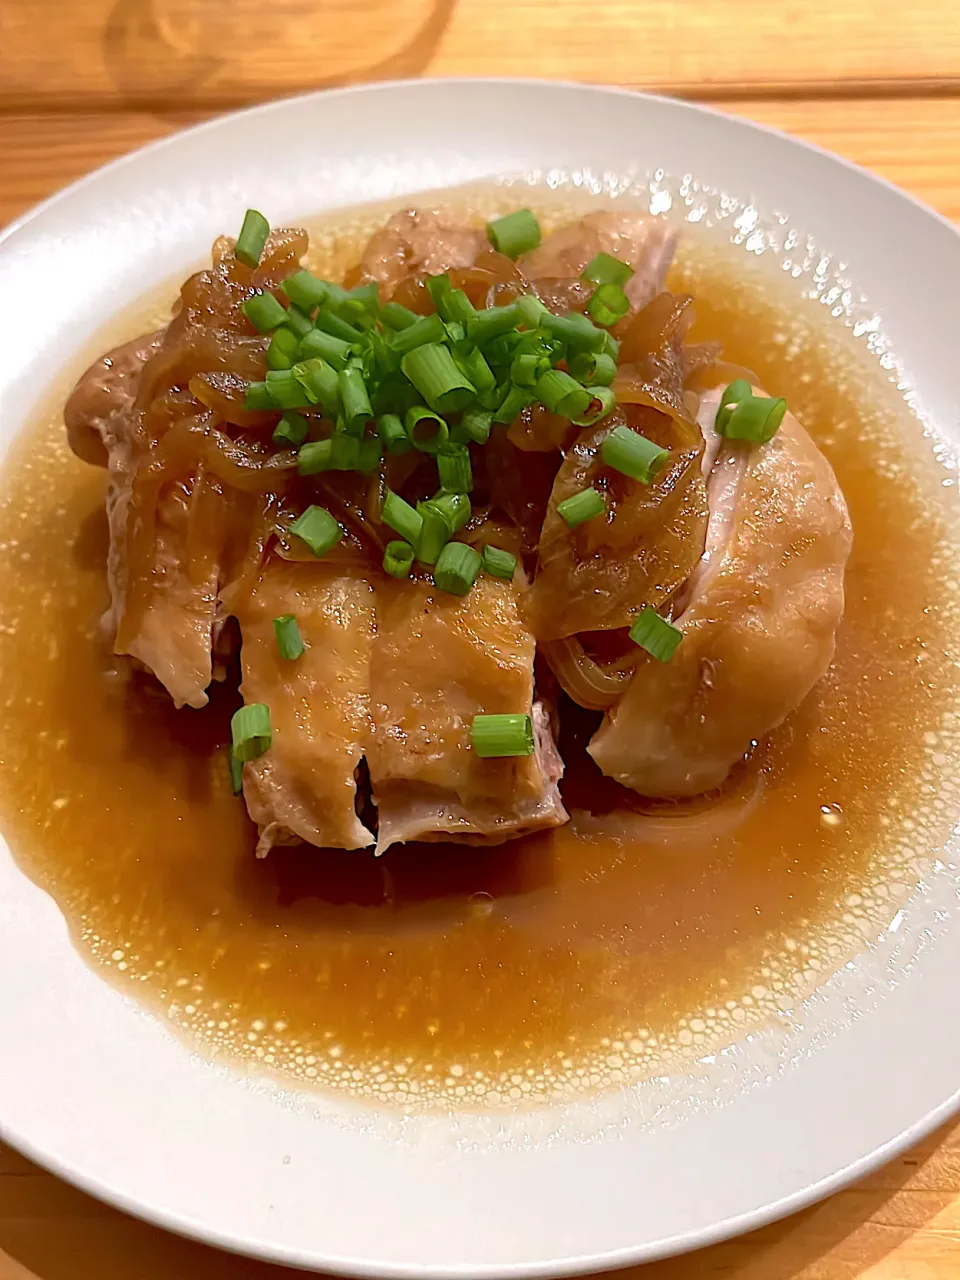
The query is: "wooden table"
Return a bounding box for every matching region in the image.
[2,2,960,1276]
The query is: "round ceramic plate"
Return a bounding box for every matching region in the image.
[2,78,960,1277]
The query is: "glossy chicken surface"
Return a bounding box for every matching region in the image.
[64,202,852,852]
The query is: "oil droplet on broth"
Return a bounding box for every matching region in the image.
[0,181,958,1108]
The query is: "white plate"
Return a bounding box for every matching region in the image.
[2,79,960,1277]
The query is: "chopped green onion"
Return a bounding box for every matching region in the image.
[557,486,606,528]
[344,282,379,313]
[292,357,340,415]
[401,343,475,414]
[535,368,592,420]
[416,501,452,565]
[511,351,549,387]
[357,437,383,474]
[486,209,542,258]
[470,712,534,758]
[243,380,276,412]
[390,312,446,355]
[517,295,548,329]
[289,505,343,558]
[382,490,423,546]
[481,545,517,580]
[568,349,617,386]
[376,413,412,455]
[265,368,313,410]
[235,209,270,269]
[273,614,305,661]
[601,424,669,482]
[629,606,683,663]
[602,332,620,362]
[281,306,315,339]
[338,366,372,435]
[466,302,520,345]
[483,330,524,368]
[493,382,533,425]
[242,291,288,333]
[281,270,329,312]
[438,288,476,324]
[380,301,418,331]
[583,252,634,287]
[299,327,352,370]
[405,405,449,454]
[434,541,481,596]
[297,436,360,475]
[314,308,363,343]
[383,540,415,579]
[444,320,466,345]
[452,343,496,398]
[425,273,451,309]
[716,379,752,422]
[437,443,472,493]
[716,385,786,443]
[227,745,244,795]
[273,411,309,449]
[430,491,471,533]
[588,282,631,328]
[267,326,301,370]
[540,310,605,352]
[231,702,272,763]
[455,407,493,445]
[570,385,617,427]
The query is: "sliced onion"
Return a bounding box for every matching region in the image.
[541,636,636,710]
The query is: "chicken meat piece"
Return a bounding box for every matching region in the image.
[66,333,230,709]
[357,208,486,297]
[521,210,678,311]
[367,575,567,853]
[234,559,376,855]
[589,387,853,796]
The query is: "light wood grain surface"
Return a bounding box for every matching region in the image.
[2,1,960,1277]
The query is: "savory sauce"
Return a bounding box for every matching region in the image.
[1,187,958,1107]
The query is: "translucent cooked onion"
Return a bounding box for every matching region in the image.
[541,637,635,710]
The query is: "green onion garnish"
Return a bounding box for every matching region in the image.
[416,501,452,565]
[719,392,787,443]
[570,386,617,427]
[391,312,446,355]
[557,486,606,528]
[535,368,592,420]
[243,291,288,333]
[264,368,313,410]
[243,380,275,412]
[715,379,752,424]
[486,209,542,258]
[382,490,423,546]
[588,282,631,328]
[629,606,683,663]
[493,382,533,425]
[481,545,517,581]
[273,614,305,661]
[383,540,415,579]
[470,712,534,758]
[437,443,472,493]
[430,491,471,533]
[267,326,301,370]
[601,424,669,483]
[602,332,620,361]
[438,287,476,324]
[376,413,412,455]
[314,309,363,344]
[282,306,315,339]
[583,252,634,287]
[299,327,352,370]
[401,343,476,414]
[338,366,372,435]
[466,303,522,346]
[293,357,340,415]
[434,541,482,596]
[273,411,309,449]
[511,351,548,388]
[540,311,606,352]
[358,437,383,475]
[380,301,418,331]
[231,702,272,763]
[405,405,449,454]
[289,505,343,558]
[452,343,496,398]
[235,209,270,268]
[455,407,493,445]
[297,436,360,475]
[569,350,617,387]
[281,270,329,311]
[227,745,244,795]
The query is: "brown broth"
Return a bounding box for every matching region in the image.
[0,190,958,1108]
